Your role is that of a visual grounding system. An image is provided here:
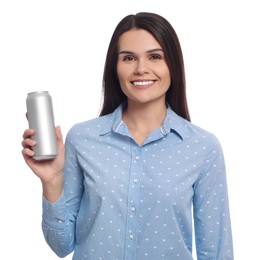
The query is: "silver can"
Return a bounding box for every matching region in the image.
[26,91,58,160]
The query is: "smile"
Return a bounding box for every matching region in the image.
[132,80,154,86]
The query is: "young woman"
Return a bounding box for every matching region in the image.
[22,12,234,259]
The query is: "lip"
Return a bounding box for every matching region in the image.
[131,80,155,89]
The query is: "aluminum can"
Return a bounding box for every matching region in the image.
[26,91,58,160]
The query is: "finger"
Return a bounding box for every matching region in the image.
[21,137,36,148]
[22,129,35,139]
[21,147,35,158]
[56,126,63,144]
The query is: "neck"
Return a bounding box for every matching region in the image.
[122,101,167,133]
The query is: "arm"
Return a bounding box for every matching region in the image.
[193,136,234,259]
[41,128,84,257]
[22,126,76,257]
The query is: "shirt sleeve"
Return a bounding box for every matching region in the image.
[42,128,84,258]
[193,134,234,259]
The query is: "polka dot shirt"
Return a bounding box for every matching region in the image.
[42,104,233,259]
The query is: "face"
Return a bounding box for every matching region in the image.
[117,29,171,106]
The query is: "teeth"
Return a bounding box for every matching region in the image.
[133,81,153,86]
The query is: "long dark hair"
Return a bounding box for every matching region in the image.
[99,12,190,121]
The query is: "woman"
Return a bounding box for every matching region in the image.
[22,12,234,259]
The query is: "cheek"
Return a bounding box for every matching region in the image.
[158,67,171,89]
[116,69,127,93]
[164,67,171,85]
[117,64,127,83]
[117,64,133,89]
[165,75,171,89]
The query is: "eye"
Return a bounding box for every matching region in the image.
[150,54,162,60]
[122,55,135,62]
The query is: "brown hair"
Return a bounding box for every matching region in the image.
[99,12,190,121]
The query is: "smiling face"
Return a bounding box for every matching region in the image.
[117,29,171,107]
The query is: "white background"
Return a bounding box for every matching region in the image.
[0,1,257,259]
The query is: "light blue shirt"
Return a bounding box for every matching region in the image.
[42,104,233,259]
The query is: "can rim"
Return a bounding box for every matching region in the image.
[27,91,49,95]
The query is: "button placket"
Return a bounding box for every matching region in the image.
[124,147,142,259]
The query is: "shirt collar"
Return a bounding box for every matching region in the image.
[161,106,188,140]
[100,104,188,140]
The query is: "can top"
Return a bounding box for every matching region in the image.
[27,91,49,95]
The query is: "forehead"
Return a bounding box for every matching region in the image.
[118,29,161,52]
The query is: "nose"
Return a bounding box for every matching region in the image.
[134,58,149,75]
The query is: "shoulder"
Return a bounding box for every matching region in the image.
[169,107,221,151]
[180,117,223,153]
[66,104,123,139]
[65,114,113,141]
[167,107,221,149]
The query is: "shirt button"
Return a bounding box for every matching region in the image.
[131,207,136,212]
[129,235,134,240]
[135,156,140,160]
[58,220,63,224]
[133,178,138,183]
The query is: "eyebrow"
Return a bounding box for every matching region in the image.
[119,48,164,55]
